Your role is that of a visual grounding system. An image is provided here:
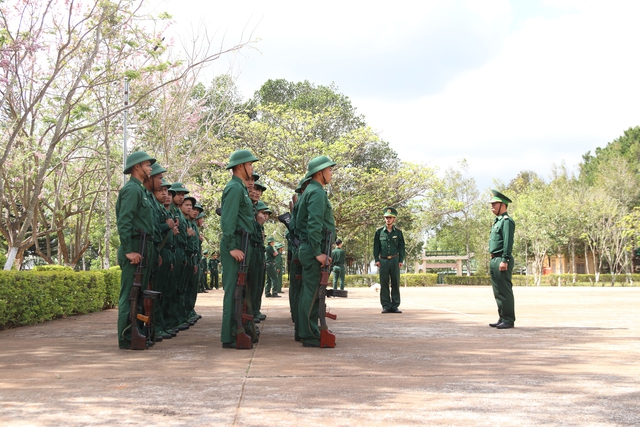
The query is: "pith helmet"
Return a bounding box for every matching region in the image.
[490,189,512,205]
[226,150,259,169]
[160,178,172,188]
[305,156,336,179]
[254,180,267,191]
[295,176,312,193]
[183,196,197,206]
[266,236,276,243]
[383,207,398,217]
[150,162,166,177]
[196,212,205,219]
[123,151,156,174]
[193,203,203,212]
[169,182,189,194]
[252,171,260,182]
[255,200,268,211]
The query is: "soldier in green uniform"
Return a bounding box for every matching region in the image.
[275,243,284,294]
[251,200,269,323]
[201,249,209,292]
[116,151,155,349]
[209,253,220,290]
[264,237,279,298]
[295,155,336,347]
[152,178,178,338]
[220,149,259,348]
[488,189,516,329]
[373,207,405,314]
[331,239,346,291]
[288,176,311,338]
[169,182,191,331]
[182,196,200,326]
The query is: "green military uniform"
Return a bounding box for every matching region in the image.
[295,156,336,347]
[116,151,156,349]
[275,243,284,294]
[489,190,516,327]
[220,150,259,346]
[184,197,200,324]
[209,256,220,289]
[169,182,191,330]
[250,200,269,322]
[331,240,346,290]
[264,238,279,297]
[200,249,209,291]
[373,208,405,312]
[155,178,177,337]
[288,177,309,337]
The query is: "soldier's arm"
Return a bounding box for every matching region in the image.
[221,183,242,252]
[398,230,406,264]
[116,185,138,254]
[501,218,515,263]
[306,189,326,257]
[373,229,381,263]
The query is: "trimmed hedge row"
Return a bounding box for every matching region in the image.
[444,273,640,286]
[282,273,439,288]
[0,269,121,330]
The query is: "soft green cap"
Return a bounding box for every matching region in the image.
[255,200,268,211]
[383,207,398,217]
[305,155,336,178]
[266,236,276,243]
[226,150,259,169]
[295,176,312,193]
[160,178,172,188]
[254,180,267,191]
[490,189,512,205]
[169,182,189,194]
[150,162,166,177]
[124,151,156,174]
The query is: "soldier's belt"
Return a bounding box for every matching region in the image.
[490,252,503,259]
[381,254,398,260]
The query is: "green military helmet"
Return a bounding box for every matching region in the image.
[255,200,268,211]
[169,182,190,194]
[193,203,203,212]
[203,249,209,255]
[490,189,512,205]
[226,149,259,169]
[295,176,312,193]
[160,178,172,188]
[150,162,166,177]
[123,151,156,174]
[254,180,267,191]
[252,171,260,182]
[383,207,398,217]
[305,155,336,179]
[196,212,205,219]
[266,236,276,243]
[183,195,197,206]
[275,242,284,249]
[264,206,272,214]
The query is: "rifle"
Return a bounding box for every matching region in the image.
[318,230,336,348]
[234,229,253,349]
[277,212,301,249]
[129,230,149,350]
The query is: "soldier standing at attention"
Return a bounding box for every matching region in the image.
[295,155,336,348]
[116,151,155,349]
[251,200,270,324]
[288,176,311,340]
[373,208,405,314]
[220,150,259,348]
[275,243,284,295]
[209,253,220,290]
[264,237,279,298]
[169,182,191,331]
[331,239,346,291]
[488,189,516,329]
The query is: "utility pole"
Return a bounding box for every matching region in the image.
[123,78,129,186]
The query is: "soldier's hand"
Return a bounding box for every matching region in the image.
[399,262,403,268]
[187,227,195,236]
[170,263,174,271]
[499,262,508,271]
[126,252,141,264]
[199,235,204,242]
[194,265,198,274]
[172,225,179,235]
[166,219,175,228]
[159,256,163,267]
[230,249,244,262]
[375,261,380,268]
[316,254,331,266]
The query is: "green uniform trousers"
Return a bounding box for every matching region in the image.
[157,247,176,332]
[249,246,265,318]
[210,270,219,289]
[289,254,302,336]
[220,237,254,344]
[297,244,321,346]
[116,241,151,348]
[489,257,516,324]
[265,263,278,295]
[332,265,345,290]
[379,258,401,310]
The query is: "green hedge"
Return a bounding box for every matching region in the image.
[444,273,640,286]
[282,273,438,288]
[0,269,121,330]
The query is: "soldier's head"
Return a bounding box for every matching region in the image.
[124,151,155,181]
[226,150,259,183]
[490,190,511,216]
[170,182,189,206]
[383,207,397,226]
[149,162,167,191]
[306,156,336,186]
[250,180,267,203]
[266,236,276,246]
[181,196,195,216]
[335,239,343,248]
[154,178,171,204]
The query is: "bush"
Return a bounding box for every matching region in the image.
[0,269,121,330]
[442,273,640,287]
[33,265,74,271]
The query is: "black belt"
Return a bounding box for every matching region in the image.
[380,254,398,260]
[490,252,503,259]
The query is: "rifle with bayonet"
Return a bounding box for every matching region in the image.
[234,228,254,349]
[318,230,336,348]
[129,230,149,350]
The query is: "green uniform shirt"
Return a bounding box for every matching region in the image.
[275,251,283,271]
[266,244,278,265]
[171,204,188,250]
[489,212,515,263]
[331,247,346,266]
[221,175,254,249]
[115,176,155,253]
[295,180,336,256]
[209,258,220,272]
[373,225,406,263]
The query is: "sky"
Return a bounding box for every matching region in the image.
[152,0,640,190]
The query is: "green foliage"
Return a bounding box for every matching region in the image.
[33,265,74,271]
[0,270,120,330]
[443,274,640,286]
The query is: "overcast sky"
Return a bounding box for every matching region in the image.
[153,0,640,190]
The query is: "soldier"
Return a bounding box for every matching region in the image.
[264,237,279,298]
[209,253,220,290]
[488,189,516,329]
[373,207,405,314]
[169,182,192,331]
[275,243,284,295]
[116,151,155,349]
[251,200,270,323]
[182,196,201,326]
[295,155,336,348]
[220,150,259,348]
[331,239,346,291]
[201,249,210,292]
[288,176,311,339]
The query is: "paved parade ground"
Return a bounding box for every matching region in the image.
[1,285,639,426]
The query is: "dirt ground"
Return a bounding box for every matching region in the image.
[1,285,639,427]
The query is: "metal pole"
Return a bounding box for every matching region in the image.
[123,78,129,186]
